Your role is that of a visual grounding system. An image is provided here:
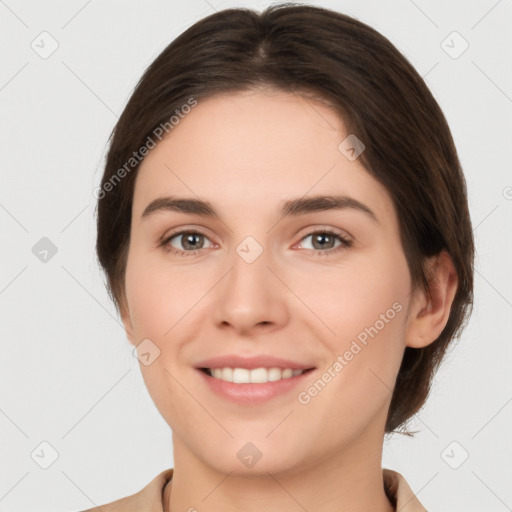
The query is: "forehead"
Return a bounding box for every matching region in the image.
[133,90,396,225]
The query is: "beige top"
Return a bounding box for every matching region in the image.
[80,468,427,512]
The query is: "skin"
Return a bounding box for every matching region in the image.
[120,88,458,511]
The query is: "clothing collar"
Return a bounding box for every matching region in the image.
[85,467,427,511]
[162,468,427,512]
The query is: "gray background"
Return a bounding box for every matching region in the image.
[1,0,511,510]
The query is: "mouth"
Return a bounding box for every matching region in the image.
[198,367,315,383]
[195,366,317,405]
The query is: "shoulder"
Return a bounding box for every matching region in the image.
[383,468,428,512]
[79,468,174,512]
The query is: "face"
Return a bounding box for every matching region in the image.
[122,88,419,476]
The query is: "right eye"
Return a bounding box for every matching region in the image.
[161,230,215,255]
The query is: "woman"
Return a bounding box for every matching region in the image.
[88,3,474,511]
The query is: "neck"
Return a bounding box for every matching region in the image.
[167,433,394,512]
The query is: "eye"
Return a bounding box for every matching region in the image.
[159,228,352,256]
[297,229,352,255]
[161,230,214,255]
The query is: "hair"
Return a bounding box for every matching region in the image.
[95,2,474,434]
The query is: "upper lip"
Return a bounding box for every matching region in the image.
[195,355,316,371]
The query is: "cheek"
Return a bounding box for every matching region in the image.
[124,248,204,340]
[296,249,410,407]
[124,250,205,431]
[292,246,409,344]
[341,254,409,369]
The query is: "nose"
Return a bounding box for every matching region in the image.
[212,240,290,336]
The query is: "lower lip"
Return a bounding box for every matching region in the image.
[196,368,316,405]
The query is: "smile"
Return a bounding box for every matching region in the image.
[196,367,316,405]
[202,367,310,383]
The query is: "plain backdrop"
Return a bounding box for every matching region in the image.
[1,0,511,510]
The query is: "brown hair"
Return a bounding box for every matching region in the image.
[95,2,474,433]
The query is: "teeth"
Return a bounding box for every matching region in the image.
[209,367,305,383]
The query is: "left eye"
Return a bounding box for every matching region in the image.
[298,231,350,252]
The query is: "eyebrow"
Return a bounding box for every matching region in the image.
[141,194,378,223]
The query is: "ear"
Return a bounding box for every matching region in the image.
[405,250,459,348]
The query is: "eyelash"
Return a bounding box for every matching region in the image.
[159,228,353,257]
